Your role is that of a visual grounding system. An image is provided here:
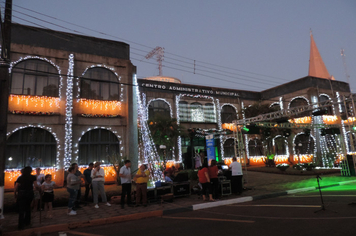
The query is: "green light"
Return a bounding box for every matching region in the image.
[242,126,249,132]
[353,126,356,131]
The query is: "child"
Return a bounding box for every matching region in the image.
[41,174,57,219]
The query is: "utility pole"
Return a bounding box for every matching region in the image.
[0,0,12,219]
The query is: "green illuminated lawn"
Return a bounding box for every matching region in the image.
[281,176,356,190]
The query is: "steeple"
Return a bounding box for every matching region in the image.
[308,31,332,80]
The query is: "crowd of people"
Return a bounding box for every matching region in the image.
[13,157,243,230]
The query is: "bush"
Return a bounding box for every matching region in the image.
[276,164,289,171]
[303,163,316,171]
[293,164,303,170]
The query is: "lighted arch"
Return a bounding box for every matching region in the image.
[288,96,310,109]
[146,98,173,119]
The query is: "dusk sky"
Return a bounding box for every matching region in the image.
[10,0,356,92]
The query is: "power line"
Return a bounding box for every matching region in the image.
[7,2,288,85]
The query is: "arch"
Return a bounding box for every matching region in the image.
[10,58,61,97]
[319,94,334,115]
[272,135,288,155]
[346,131,356,153]
[270,102,281,111]
[147,99,172,120]
[6,127,57,169]
[78,128,121,165]
[223,138,236,158]
[79,65,121,101]
[221,104,238,123]
[147,98,173,119]
[293,133,315,155]
[288,96,310,117]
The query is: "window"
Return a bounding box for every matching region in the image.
[11,59,59,97]
[6,128,57,169]
[274,137,287,155]
[179,101,189,122]
[270,103,280,111]
[294,134,314,154]
[319,95,333,115]
[80,67,119,101]
[191,102,204,122]
[78,129,120,165]
[289,98,309,117]
[204,103,216,123]
[223,139,235,158]
[347,133,356,152]
[221,105,237,123]
[248,139,263,156]
[148,100,170,120]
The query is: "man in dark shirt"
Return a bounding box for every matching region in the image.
[83,163,94,205]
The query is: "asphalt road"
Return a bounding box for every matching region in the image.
[45,183,356,236]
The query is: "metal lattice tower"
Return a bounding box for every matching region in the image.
[145,46,164,76]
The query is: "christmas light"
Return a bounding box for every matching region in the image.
[146,98,173,118]
[64,54,74,168]
[322,115,341,125]
[288,96,310,109]
[288,116,312,124]
[8,95,60,113]
[78,99,122,116]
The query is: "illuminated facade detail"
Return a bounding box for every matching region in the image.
[288,96,310,109]
[77,99,122,117]
[322,115,341,125]
[8,95,60,114]
[279,97,284,110]
[292,132,316,155]
[270,102,280,109]
[319,93,335,114]
[288,116,312,124]
[272,135,289,156]
[64,54,74,167]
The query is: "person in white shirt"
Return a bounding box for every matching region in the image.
[229,157,243,194]
[91,162,111,209]
[119,160,133,209]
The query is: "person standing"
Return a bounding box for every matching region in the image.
[14,166,38,230]
[135,164,150,207]
[32,167,45,214]
[71,163,84,209]
[229,157,243,194]
[41,174,57,219]
[119,160,133,209]
[194,151,202,169]
[91,162,111,208]
[198,162,214,202]
[209,160,220,199]
[66,166,81,215]
[83,163,94,204]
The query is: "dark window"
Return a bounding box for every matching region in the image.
[223,139,235,158]
[274,137,287,155]
[221,105,237,123]
[11,59,60,97]
[319,95,333,115]
[270,103,280,111]
[248,139,263,156]
[179,101,189,122]
[78,129,120,165]
[289,98,309,117]
[204,103,216,123]
[190,102,204,122]
[347,133,356,152]
[80,67,119,101]
[6,127,57,169]
[148,100,170,120]
[295,134,314,154]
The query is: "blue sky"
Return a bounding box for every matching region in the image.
[11,0,356,92]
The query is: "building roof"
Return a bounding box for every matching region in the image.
[10,23,130,60]
[308,32,331,80]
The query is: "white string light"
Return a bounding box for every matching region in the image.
[64,54,74,167]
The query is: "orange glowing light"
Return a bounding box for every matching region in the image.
[343,117,356,125]
[5,168,58,190]
[288,116,312,124]
[249,156,266,165]
[8,95,60,113]
[78,99,122,116]
[274,155,289,164]
[293,154,313,163]
[165,161,175,168]
[78,166,117,182]
[322,115,341,125]
[222,123,237,132]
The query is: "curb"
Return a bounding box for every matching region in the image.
[4,179,356,236]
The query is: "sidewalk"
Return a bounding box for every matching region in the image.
[2,171,356,236]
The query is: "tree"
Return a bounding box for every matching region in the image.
[148,114,186,161]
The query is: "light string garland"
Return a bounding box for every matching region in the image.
[288,96,310,109]
[8,95,60,114]
[146,98,173,119]
[64,54,74,167]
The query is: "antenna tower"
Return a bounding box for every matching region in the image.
[145,46,164,76]
[341,49,351,91]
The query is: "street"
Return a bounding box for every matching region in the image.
[44,183,356,236]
